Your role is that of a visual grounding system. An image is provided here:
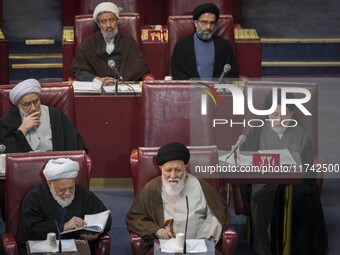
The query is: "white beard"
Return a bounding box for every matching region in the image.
[50,185,75,208]
[101,26,118,41]
[161,173,186,202]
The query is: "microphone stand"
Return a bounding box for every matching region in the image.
[183,196,189,254]
[55,219,62,254]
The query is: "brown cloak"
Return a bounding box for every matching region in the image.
[126,176,231,255]
[71,31,149,81]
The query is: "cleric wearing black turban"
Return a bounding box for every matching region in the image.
[171,2,239,80]
[126,142,231,255]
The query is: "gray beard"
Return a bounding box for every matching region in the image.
[196,26,216,41]
[50,185,75,208]
[101,26,118,42]
[161,174,186,200]
[272,125,288,135]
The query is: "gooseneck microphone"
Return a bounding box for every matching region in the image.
[183,195,189,254]
[107,59,123,81]
[54,219,62,254]
[218,64,231,84]
[225,134,246,163]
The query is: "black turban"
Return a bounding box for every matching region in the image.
[193,3,219,21]
[157,142,190,166]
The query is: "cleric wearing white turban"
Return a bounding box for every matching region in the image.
[43,158,79,181]
[0,78,87,154]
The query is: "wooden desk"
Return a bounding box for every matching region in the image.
[26,239,91,255]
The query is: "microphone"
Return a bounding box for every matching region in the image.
[55,219,62,254]
[225,134,246,163]
[107,59,123,81]
[218,64,231,84]
[183,195,189,254]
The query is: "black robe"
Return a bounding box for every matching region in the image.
[171,34,239,80]
[0,106,87,153]
[241,126,328,255]
[18,184,112,254]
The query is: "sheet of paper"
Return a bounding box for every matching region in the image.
[0,154,5,174]
[258,149,296,165]
[72,81,102,92]
[159,238,207,253]
[28,239,77,253]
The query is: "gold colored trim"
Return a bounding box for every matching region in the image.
[0,28,4,39]
[12,63,63,69]
[9,53,62,59]
[63,26,74,42]
[235,29,259,40]
[90,178,133,189]
[25,39,55,45]
[261,38,340,43]
[262,61,340,67]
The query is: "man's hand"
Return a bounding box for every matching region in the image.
[96,76,116,85]
[80,233,100,241]
[18,111,40,135]
[64,216,86,231]
[156,228,174,239]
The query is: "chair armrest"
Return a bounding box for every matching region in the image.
[93,233,111,255]
[221,225,237,255]
[85,154,92,180]
[129,232,144,255]
[142,73,155,81]
[2,233,19,255]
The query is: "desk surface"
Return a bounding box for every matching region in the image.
[26,239,90,255]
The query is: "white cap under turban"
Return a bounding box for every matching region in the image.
[93,2,121,22]
[43,158,79,181]
[9,78,41,105]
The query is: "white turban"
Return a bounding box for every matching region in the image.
[9,78,41,105]
[93,2,121,22]
[43,158,79,181]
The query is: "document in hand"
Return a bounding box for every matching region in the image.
[61,210,110,234]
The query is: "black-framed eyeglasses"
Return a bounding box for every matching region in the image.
[198,20,217,26]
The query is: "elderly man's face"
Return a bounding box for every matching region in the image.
[194,13,217,40]
[97,12,118,41]
[17,93,40,116]
[268,105,294,134]
[160,160,186,183]
[48,178,75,208]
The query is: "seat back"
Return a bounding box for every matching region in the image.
[141,80,216,147]
[167,15,236,74]
[74,13,142,50]
[243,81,318,153]
[5,150,89,236]
[0,83,76,126]
[167,0,231,17]
[131,146,220,194]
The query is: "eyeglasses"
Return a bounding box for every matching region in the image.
[19,98,40,108]
[197,20,217,26]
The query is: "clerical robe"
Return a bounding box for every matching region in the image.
[71,32,149,81]
[0,106,87,153]
[18,184,112,255]
[171,34,239,80]
[126,175,230,255]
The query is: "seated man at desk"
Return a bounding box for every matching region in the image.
[171,3,239,80]
[18,158,112,254]
[71,2,149,84]
[240,90,327,255]
[126,142,230,255]
[0,78,87,154]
